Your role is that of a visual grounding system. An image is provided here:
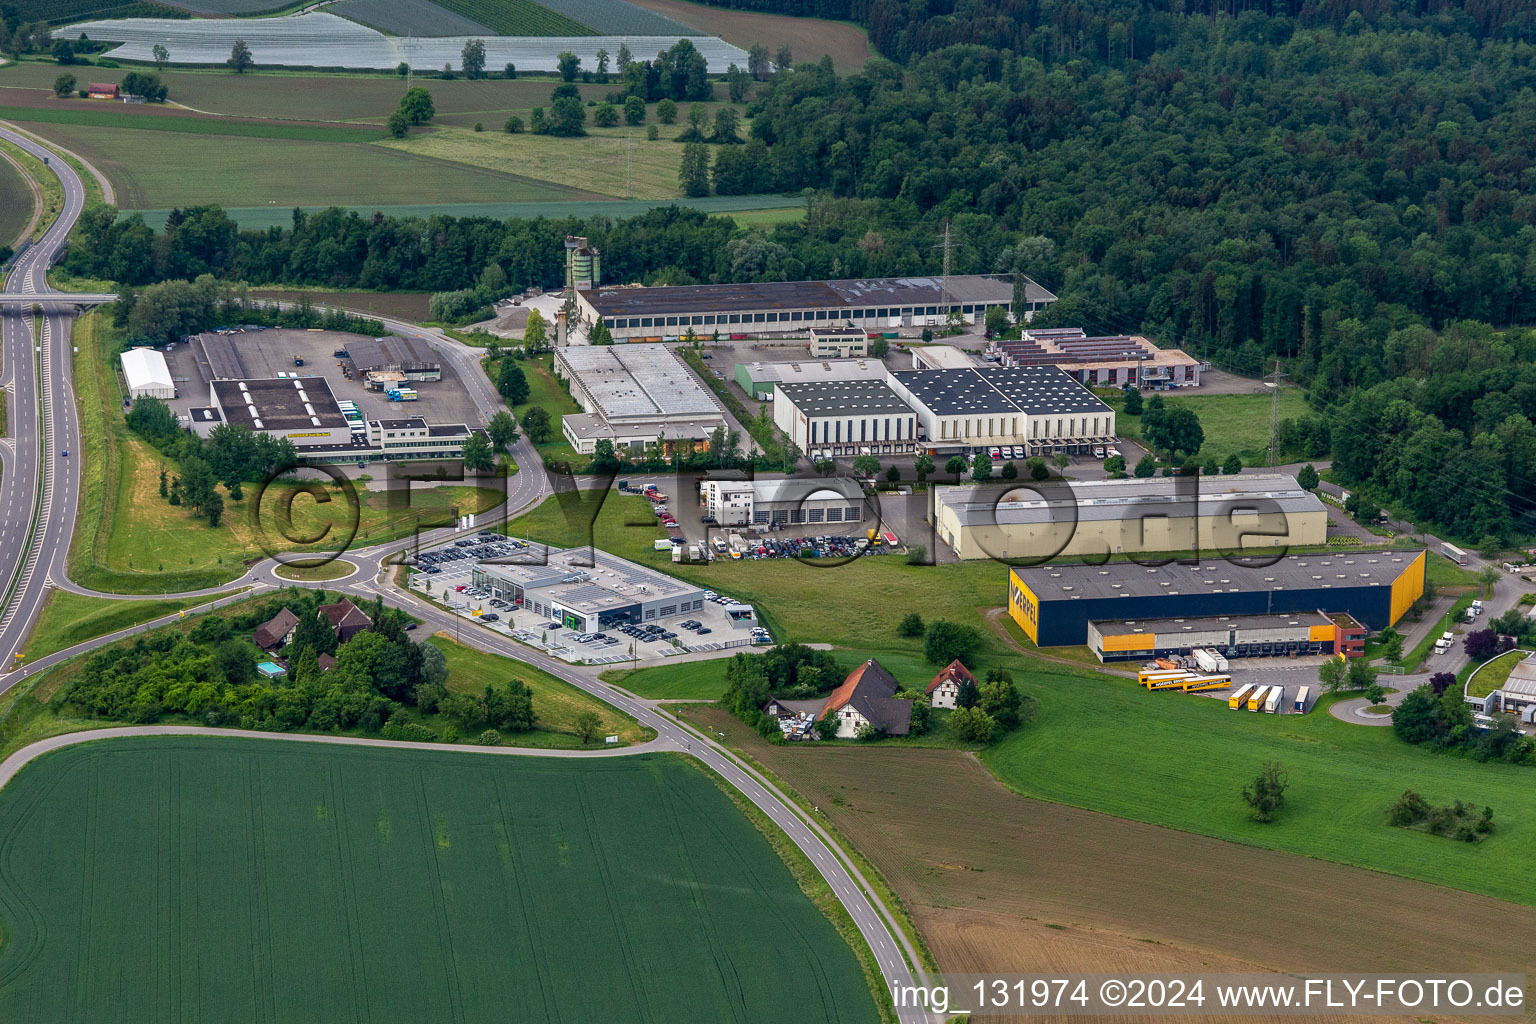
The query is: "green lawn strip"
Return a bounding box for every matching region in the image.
[982,665,1536,908]
[271,560,357,582]
[0,104,385,142]
[677,702,940,976]
[1467,649,1529,700]
[686,754,897,1023]
[496,487,671,564]
[0,739,877,1023]
[1098,389,1311,465]
[19,589,238,663]
[426,633,646,745]
[0,136,59,242]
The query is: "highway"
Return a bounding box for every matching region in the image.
[0,125,86,672]
[0,124,933,1022]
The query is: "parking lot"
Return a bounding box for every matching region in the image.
[408,532,770,665]
[159,327,484,430]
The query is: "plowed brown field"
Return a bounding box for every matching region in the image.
[686,707,1536,1023]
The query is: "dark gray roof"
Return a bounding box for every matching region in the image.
[1015,550,1426,602]
[892,366,1110,417]
[1091,611,1334,633]
[346,335,441,373]
[374,417,427,429]
[583,274,1052,318]
[212,377,347,431]
[775,380,913,416]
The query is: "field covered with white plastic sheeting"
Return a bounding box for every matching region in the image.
[68,12,749,71]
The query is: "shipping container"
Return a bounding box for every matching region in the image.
[1264,685,1283,713]
[1293,686,1310,713]
[1181,674,1231,692]
[1248,685,1270,711]
[1228,683,1257,709]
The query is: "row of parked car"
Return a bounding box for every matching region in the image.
[416,534,524,574]
[727,535,887,560]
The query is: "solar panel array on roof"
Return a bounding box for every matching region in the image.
[892,366,1110,416]
[582,274,1053,318]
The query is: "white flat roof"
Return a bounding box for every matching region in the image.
[557,344,720,421]
[120,347,174,390]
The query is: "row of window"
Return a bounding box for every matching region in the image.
[937,415,1109,439]
[752,506,863,524]
[383,439,465,449]
[609,302,1009,331]
[809,416,914,443]
[816,443,915,456]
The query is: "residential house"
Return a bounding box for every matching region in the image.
[86,82,119,100]
[317,653,336,673]
[818,660,912,738]
[926,659,975,710]
[318,598,372,643]
[252,607,299,651]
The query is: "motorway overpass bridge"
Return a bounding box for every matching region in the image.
[0,292,117,306]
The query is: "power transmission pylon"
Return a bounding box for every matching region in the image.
[1267,358,1290,467]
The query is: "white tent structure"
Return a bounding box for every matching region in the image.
[120,347,175,401]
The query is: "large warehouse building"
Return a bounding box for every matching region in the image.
[1008,549,1426,648]
[208,377,353,446]
[934,474,1328,561]
[733,357,887,401]
[574,274,1056,342]
[470,547,707,633]
[554,344,726,455]
[887,365,1114,456]
[121,347,176,400]
[773,380,919,458]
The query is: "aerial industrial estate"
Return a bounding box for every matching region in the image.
[0,5,1532,1022]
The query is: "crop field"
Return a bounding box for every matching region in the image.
[0,152,33,247]
[0,63,613,121]
[14,122,595,209]
[627,0,873,67]
[0,103,386,143]
[379,119,719,200]
[0,738,879,1023]
[244,288,431,319]
[528,0,693,35]
[432,0,598,35]
[331,0,498,36]
[689,706,1536,988]
[164,0,299,12]
[67,13,748,71]
[9,0,184,21]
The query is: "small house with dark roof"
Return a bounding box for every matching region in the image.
[318,598,372,643]
[317,653,336,673]
[252,607,299,651]
[819,659,911,738]
[926,660,975,710]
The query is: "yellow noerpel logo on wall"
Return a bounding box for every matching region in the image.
[1008,570,1040,644]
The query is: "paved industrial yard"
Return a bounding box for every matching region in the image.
[159,327,485,428]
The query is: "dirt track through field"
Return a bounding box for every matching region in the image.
[689,707,1536,1022]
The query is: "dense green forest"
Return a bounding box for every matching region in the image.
[60,6,1536,540]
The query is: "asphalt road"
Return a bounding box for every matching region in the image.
[0,135,933,1021]
[0,124,87,671]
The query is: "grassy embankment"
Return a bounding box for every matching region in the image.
[0,135,59,242]
[1467,648,1528,699]
[19,589,230,664]
[70,312,506,594]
